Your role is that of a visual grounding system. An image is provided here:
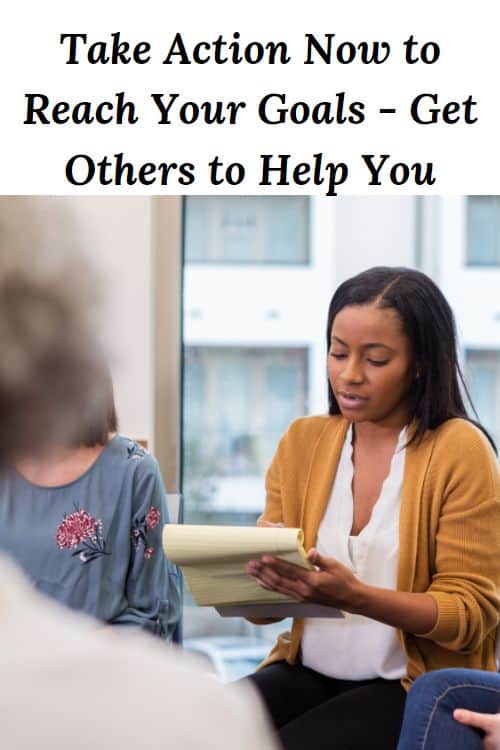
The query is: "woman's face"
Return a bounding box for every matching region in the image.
[328,303,414,429]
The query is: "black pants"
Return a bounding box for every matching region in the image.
[248,662,407,750]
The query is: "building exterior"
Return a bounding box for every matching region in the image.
[437,197,500,446]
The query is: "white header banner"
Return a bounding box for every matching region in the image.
[1,0,497,195]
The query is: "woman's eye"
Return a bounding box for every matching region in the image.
[367,359,389,367]
[330,352,347,359]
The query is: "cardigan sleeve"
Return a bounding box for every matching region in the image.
[258,441,285,525]
[419,426,500,652]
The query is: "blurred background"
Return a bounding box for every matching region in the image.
[4,195,499,679]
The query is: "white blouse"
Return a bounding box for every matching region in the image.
[301,425,408,680]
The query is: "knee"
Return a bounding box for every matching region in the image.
[410,669,500,717]
[409,670,468,704]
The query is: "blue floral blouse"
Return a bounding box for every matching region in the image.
[0,435,181,638]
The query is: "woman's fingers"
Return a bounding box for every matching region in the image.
[307,548,327,568]
[254,573,307,601]
[254,576,303,600]
[246,557,310,599]
[245,560,261,575]
[254,563,293,590]
[307,548,337,571]
[454,709,497,732]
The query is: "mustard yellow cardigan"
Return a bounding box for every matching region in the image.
[259,415,500,690]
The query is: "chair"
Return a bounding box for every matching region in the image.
[166,493,183,644]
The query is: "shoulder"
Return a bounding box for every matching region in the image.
[427,418,499,486]
[107,435,161,478]
[432,418,496,457]
[276,414,347,453]
[287,414,346,437]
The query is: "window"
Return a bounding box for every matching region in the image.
[181,196,314,661]
[465,350,500,445]
[183,346,308,522]
[184,196,310,264]
[466,197,500,266]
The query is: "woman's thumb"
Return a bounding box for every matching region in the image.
[308,547,326,568]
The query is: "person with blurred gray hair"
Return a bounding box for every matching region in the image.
[0,197,104,460]
[0,197,278,750]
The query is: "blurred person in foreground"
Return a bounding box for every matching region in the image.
[0,198,278,750]
[0,198,103,458]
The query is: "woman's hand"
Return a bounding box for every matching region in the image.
[246,546,438,631]
[454,709,500,750]
[245,548,362,611]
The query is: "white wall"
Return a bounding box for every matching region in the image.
[334,196,417,281]
[35,197,155,442]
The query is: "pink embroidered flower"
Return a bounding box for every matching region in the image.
[56,509,98,550]
[145,507,160,530]
[131,507,159,559]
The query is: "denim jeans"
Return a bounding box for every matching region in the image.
[397,669,500,750]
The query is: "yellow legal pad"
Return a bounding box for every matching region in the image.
[162,524,312,608]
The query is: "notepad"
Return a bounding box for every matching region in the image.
[162,524,343,619]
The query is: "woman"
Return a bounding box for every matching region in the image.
[245,267,500,750]
[0,364,181,638]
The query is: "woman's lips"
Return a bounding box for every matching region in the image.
[337,392,368,410]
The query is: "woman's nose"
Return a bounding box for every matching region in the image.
[341,358,365,383]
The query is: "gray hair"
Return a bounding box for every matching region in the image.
[0,198,104,459]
